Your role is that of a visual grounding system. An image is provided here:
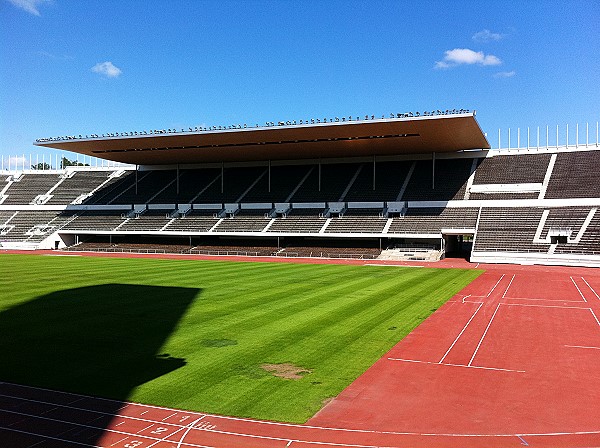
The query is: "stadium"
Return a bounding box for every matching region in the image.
[1,111,600,447]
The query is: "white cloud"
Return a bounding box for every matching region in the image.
[7,0,50,16]
[91,61,122,78]
[5,155,28,169]
[435,48,502,69]
[472,29,505,42]
[494,70,516,78]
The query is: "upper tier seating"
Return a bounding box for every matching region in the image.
[401,158,473,201]
[472,154,551,184]
[545,150,600,198]
[47,171,112,204]
[2,174,61,204]
[343,161,412,202]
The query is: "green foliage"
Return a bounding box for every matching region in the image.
[31,162,52,170]
[60,157,89,168]
[0,254,480,422]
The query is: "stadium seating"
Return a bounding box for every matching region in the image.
[2,147,600,266]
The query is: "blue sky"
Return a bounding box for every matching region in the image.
[1,0,599,165]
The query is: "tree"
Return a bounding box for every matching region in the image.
[60,157,89,168]
[31,162,52,170]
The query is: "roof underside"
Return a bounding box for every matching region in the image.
[35,114,490,165]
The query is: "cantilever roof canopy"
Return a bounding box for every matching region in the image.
[35,113,490,165]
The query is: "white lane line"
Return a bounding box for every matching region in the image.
[162,412,178,421]
[389,357,525,373]
[581,277,600,300]
[590,309,600,327]
[137,423,154,433]
[3,398,600,442]
[486,274,505,297]
[0,426,96,447]
[469,303,501,366]
[571,276,588,303]
[286,440,294,447]
[502,303,590,310]
[439,302,484,364]
[502,274,516,299]
[504,297,583,303]
[564,345,600,350]
[110,436,129,446]
[177,417,204,448]
[0,393,186,430]
[146,424,188,448]
[141,410,148,415]
[115,421,125,427]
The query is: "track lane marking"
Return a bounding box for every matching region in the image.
[486,274,505,297]
[501,274,515,299]
[571,276,588,302]
[564,345,600,350]
[468,303,501,366]
[590,309,600,327]
[439,301,484,364]
[389,357,525,373]
[581,277,600,300]
[176,417,204,448]
[0,425,97,447]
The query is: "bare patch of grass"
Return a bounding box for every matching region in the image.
[261,363,312,380]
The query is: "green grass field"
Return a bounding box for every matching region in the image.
[0,253,481,422]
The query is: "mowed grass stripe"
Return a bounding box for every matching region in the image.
[0,254,480,423]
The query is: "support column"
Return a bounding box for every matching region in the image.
[372,155,376,191]
[268,160,271,193]
[221,162,224,194]
[318,159,322,192]
[135,165,138,195]
[432,152,436,190]
[176,164,180,195]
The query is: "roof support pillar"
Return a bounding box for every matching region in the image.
[432,152,436,190]
[221,162,224,194]
[176,164,180,195]
[318,159,321,192]
[268,160,271,193]
[373,155,376,191]
[135,165,138,195]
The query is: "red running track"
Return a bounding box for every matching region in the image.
[1,251,600,447]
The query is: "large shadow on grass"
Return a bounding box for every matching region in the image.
[0,284,199,447]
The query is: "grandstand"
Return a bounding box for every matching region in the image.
[1,111,599,267]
